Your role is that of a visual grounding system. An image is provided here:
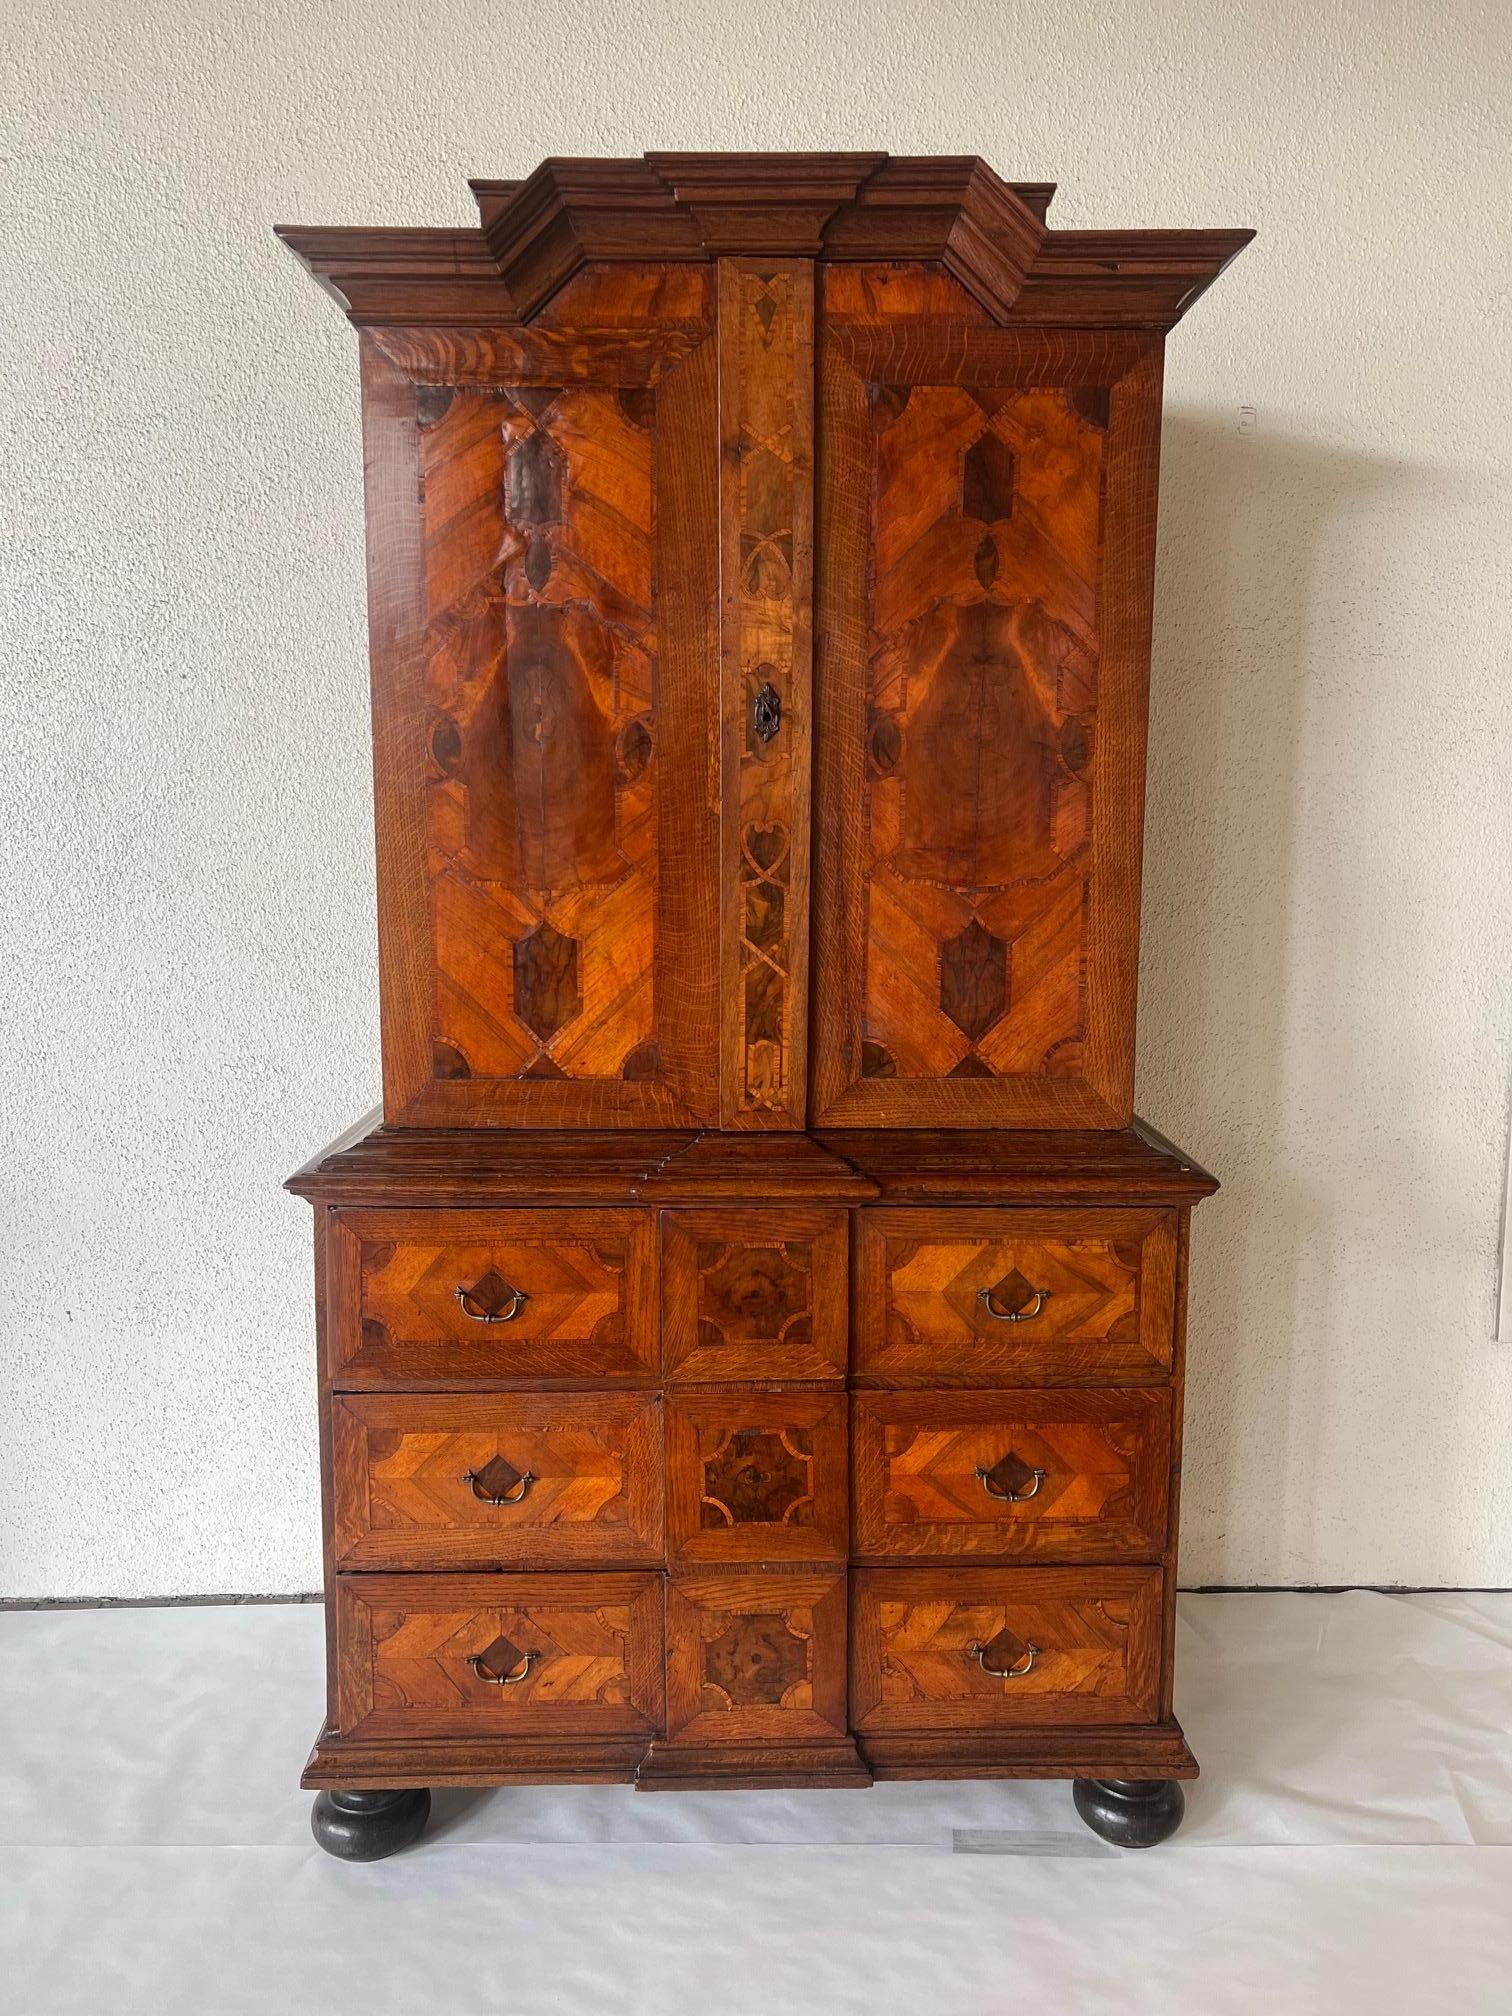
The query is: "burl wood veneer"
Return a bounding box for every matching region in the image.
[280,153,1248,1859]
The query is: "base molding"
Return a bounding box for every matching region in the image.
[302,1726,650,1789]
[303,1721,1194,1791]
[857,1722,1197,1782]
[635,1738,872,1790]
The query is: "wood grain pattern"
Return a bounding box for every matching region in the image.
[661,1208,848,1382]
[663,1570,850,1744]
[852,1388,1169,1561]
[330,1207,658,1386]
[718,258,814,1126]
[665,1391,848,1564]
[851,1566,1162,1730]
[331,1391,663,1568]
[365,290,720,1128]
[287,1114,1217,1206]
[812,308,1166,1129]
[335,1572,664,1740]
[854,1207,1176,1387]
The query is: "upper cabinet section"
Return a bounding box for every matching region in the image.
[278,154,1250,1130]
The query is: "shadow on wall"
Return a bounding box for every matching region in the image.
[1137,410,1455,1584]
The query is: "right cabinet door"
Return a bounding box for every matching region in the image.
[811,267,1164,1127]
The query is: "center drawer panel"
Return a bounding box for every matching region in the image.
[328,1208,658,1386]
[333,1572,665,1742]
[852,1388,1170,1562]
[854,1208,1177,1386]
[331,1392,664,1570]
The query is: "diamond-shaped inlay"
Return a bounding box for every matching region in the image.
[458,1269,525,1319]
[983,1267,1037,1317]
[472,1632,530,1682]
[962,431,1016,523]
[701,1428,811,1527]
[513,921,580,1041]
[705,1612,808,1706]
[467,1454,525,1501]
[939,918,1009,1040]
[979,1449,1039,1499]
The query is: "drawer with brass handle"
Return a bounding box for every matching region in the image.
[852,1388,1170,1562]
[328,1207,659,1386]
[854,1208,1177,1387]
[333,1572,665,1742]
[851,1566,1163,1731]
[331,1392,663,1569]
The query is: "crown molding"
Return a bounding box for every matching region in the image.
[276,153,1251,330]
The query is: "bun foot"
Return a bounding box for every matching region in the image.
[310,1787,431,1862]
[1072,1777,1185,1849]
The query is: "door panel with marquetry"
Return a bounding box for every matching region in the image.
[813,271,1165,1129]
[364,267,722,1127]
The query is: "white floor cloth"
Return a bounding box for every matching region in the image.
[3,1591,1510,2011]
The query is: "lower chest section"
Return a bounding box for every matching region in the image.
[308,1195,1193,1789]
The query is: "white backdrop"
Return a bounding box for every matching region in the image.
[3,0,1509,1597]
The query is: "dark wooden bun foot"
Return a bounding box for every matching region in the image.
[1072,1777,1185,1849]
[310,1787,431,1862]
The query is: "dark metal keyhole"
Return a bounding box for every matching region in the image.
[753,683,782,743]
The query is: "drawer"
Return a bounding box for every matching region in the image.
[855,1208,1176,1386]
[852,1388,1170,1562]
[665,1392,849,1566]
[333,1572,664,1740]
[331,1393,663,1570]
[662,1209,848,1383]
[329,1208,658,1385]
[852,1566,1163,1730]
[664,1570,850,1746]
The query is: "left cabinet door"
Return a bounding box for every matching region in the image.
[361,271,721,1126]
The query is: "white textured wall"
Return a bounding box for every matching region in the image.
[3,0,1509,1597]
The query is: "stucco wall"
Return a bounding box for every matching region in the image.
[3,0,1509,1596]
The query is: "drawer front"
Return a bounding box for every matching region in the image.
[331,1393,663,1570]
[852,1566,1163,1730]
[662,1209,848,1383]
[855,1208,1176,1386]
[330,1208,658,1385]
[334,1573,664,1740]
[665,1571,851,1746]
[852,1389,1170,1562]
[665,1392,849,1566]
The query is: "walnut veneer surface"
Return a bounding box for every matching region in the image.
[280,153,1247,1821]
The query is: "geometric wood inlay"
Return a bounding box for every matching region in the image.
[718,258,814,1126]
[851,1565,1163,1730]
[860,384,1107,1084]
[421,383,660,1086]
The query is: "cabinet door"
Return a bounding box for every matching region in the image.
[812,268,1164,1127]
[364,268,721,1126]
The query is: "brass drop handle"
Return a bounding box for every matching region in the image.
[977,1285,1050,1323]
[468,1648,539,1686]
[976,1461,1047,1503]
[967,1639,1041,1679]
[454,1280,529,1323]
[462,1468,535,1506]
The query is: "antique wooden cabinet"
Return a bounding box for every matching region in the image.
[279,154,1249,1859]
